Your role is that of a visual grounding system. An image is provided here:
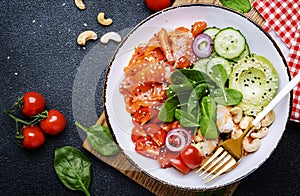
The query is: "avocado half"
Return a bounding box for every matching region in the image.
[229,54,279,116]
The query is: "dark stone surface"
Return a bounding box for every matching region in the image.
[0,1,299,195]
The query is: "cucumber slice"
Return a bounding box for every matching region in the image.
[214,27,246,59]
[192,57,210,73]
[206,56,232,76]
[203,27,220,40]
[232,42,250,62]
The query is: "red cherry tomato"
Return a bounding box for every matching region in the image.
[21,125,45,150]
[40,110,66,135]
[135,137,160,159]
[170,155,190,174]
[131,125,148,142]
[132,107,158,125]
[191,21,207,37]
[143,124,167,147]
[180,145,203,169]
[144,0,171,11]
[21,91,46,116]
[157,146,180,168]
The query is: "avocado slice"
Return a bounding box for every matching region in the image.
[229,54,279,116]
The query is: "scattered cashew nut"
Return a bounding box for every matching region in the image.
[239,116,254,130]
[100,32,122,44]
[261,110,275,127]
[75,0,85,10]
[251,127,268,139]
[243,137,260,152]
[230,107,243,124]
[97,12,113,26]
[77,30,97,46]
[231,128,243,139]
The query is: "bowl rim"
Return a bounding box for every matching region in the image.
[102,3,292,191]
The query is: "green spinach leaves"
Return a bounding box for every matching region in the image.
[158,68,242,139]
[75,122,120,156]
[54,146,92,196]
[220,0,251,13]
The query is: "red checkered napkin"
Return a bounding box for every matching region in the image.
[253,0,300,122]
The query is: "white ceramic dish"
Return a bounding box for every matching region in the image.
[104,4,291,190]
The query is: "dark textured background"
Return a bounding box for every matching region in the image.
[0,0,299,195]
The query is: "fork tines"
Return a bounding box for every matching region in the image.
[195,147,237,183]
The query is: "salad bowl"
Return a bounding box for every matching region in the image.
[104,4,291,190]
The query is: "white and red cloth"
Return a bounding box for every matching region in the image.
[253,0,300,122]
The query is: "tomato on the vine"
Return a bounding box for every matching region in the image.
[144,0,171,11]
[21,125,45,150]
[40,110,66,135]
[21,91,46,117]
[180,145,203,169]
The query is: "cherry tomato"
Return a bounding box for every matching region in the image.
[21,125,45,150]
[21,91,46,117]
[132,107,158,125]
[143,124,167,147]
[170,155,190,174]
[175,56,192,69]
[144,0,171,11]
[135,137,160,159]
[40,110,66,135]
[180,145,203,169]
[157,146,180,168]
[191,21,207,37]
[131,125,148,142]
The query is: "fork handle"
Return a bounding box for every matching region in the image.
[252,72,300,126]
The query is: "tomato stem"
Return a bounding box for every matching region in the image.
[2,110,29,125]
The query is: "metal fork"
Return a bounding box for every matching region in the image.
[196,72,300,183]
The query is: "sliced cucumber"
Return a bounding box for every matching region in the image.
[214,27,246,59]
[206,56,232,76]
[192,57,210,73]
[232,42,250,62]
[203,27,220,40]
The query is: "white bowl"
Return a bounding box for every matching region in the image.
[104,4,291,190]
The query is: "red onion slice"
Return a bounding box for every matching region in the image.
[192,33,213,58]
[165,128,192,152]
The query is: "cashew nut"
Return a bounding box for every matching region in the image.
[216,105,235,133]
[243,137,260,152]
[261,110,275,127]
[97,12,113,26]
[75,0,85,10]
[100,32,122,44]
[77,30,97,46]
[230,107,243,124]
[239,116,254,130]
[251,127,268,139]
[231,128,243,139]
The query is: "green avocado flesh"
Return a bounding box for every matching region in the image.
[229,54,279,116]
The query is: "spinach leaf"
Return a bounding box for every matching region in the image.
[171,69,209,85]
[211,88,243,106]
[158,96,179,122]
[175,109,199,128]
[76,122,120,156]
[220,0,251,13]
[54,146,91,196]
[210,64,230,104]
[199,96,218,139]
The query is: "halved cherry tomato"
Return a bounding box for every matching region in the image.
[131,125,148,142]
[135,137,160,159]
[191,21,207,37]
[175,56,192,69]
[143,124,166,147]
[180,145,203,169]
[21,125,45,150]
[170,155,190,174]
[160,121,180,132]
[157,146,180,168]
[40,110,66,135]
[132,107,158,125]
[21,91,46,117]
[144,0,170,11]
